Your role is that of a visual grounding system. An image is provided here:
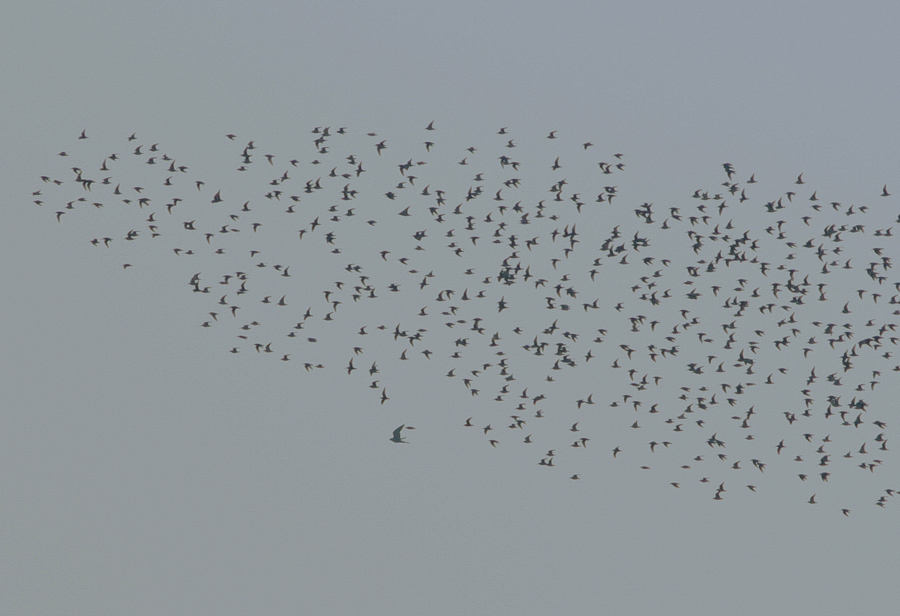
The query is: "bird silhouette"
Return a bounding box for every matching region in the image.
[390,425,409,444]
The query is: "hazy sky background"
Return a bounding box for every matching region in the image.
[3,1,899,614]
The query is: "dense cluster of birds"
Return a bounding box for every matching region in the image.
[34,125,900,515]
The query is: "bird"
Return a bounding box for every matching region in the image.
[390,425,409,443]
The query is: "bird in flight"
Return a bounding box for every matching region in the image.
[390,425,409,443]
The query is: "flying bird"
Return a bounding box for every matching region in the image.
[390,425,409,444]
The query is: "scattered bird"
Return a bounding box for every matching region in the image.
[390,425,409,443]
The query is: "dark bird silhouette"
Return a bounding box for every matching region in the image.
[390,425,409,443]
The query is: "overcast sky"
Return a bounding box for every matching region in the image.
[3,2,899,614]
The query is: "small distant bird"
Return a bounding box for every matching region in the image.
[390,425,409,443]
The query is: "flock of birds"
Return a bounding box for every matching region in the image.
[34,124,900,515]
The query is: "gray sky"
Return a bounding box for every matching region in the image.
[3,1,899,614]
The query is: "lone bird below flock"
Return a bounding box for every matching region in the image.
[390,425,409,443]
